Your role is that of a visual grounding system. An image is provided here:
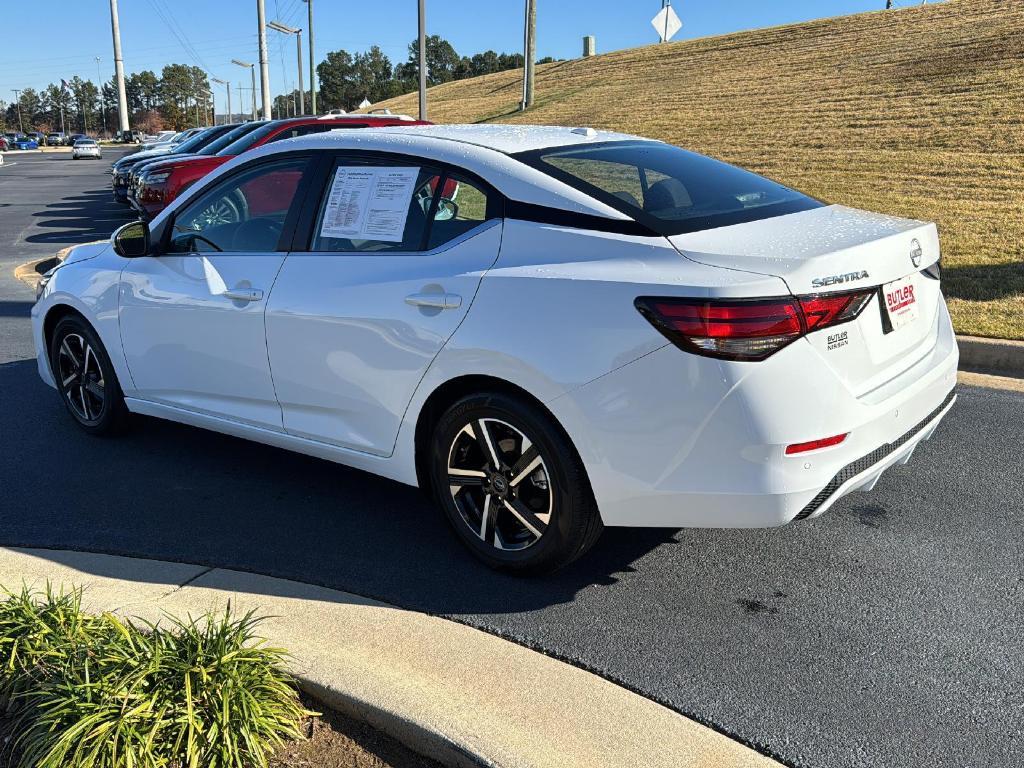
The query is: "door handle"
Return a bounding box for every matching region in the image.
[222,287,264,303]
[405,292,462,310]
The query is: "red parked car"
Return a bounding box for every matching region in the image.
[131,114,429,219]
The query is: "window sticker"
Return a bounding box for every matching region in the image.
[320,166,420,242]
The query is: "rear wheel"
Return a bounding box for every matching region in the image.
[49,315,129,436]
[431,393,603,574]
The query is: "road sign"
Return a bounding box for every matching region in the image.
[651,5,682,43]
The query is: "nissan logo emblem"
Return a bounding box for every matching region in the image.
[910,239,923,268]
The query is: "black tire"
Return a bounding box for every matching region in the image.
[430,392,603,574]
[48,315,129,436]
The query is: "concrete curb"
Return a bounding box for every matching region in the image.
[956,335,1024,378]
[0,547,780,768]
[12,250,1024,380]
[13,245,89,288]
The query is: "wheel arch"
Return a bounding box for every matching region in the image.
[412,374,595,504]
[42,303,92,359]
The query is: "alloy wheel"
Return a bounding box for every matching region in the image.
[446,418,553,551]
[195,196,240,228]
[56,333,106,423]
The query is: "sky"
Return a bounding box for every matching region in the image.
[0,0,937,107]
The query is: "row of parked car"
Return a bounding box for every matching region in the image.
[111,113,421,219]
[0,131,93,150]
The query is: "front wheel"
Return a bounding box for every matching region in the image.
[49,315,129,435]
[431,393,603,574]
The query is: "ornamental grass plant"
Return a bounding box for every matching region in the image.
[0,586,311,768]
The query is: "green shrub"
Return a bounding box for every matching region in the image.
[0,587,311,768]
[0,585,112,713]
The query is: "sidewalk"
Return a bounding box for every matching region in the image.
[0,547,779,768]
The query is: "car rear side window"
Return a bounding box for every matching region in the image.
[515,141,821,236]
[426,174,492,250]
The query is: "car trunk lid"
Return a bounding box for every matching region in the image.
[668,205,944,397]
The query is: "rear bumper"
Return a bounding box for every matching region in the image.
[793,387,956,520]
[552,296,959,528]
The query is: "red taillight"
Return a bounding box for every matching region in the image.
[798,292,873,331]
[785,433,848,455]
[635,289,873,361]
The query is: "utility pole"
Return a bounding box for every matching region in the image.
[95,57,109,138]
[256,0,272,120]
[524,0,536,108]
[267,21,304,115]
[12,89,23,133]
[303,0,316,114]
[109,0,130,135]
[418,0,427,121]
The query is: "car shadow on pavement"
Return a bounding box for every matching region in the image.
[0,358,678,616]
[27,191,135,246]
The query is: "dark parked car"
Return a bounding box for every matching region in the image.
[66,133,86,146]
[27,131,45,144]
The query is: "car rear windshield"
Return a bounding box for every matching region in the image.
[514,141,822,236]
[198,122,264,156]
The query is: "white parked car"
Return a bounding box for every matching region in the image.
[32,125,958,573]
[72,139,101,159]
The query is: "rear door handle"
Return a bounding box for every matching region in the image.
[222,288,264,303]
[405,292,462,310]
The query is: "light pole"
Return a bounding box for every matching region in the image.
[212,78,231,124]
[418,0,427,121]
[11,89,24,133]
[95,56,109,138]
[108,0,130,135]
[302,0,316,114]
[256,0,271,120]
[232,59,258,120]
[267,21,304,115]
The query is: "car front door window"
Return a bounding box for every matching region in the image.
[168,157,309,254]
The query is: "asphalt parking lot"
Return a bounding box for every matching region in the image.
[1,151,1021,768]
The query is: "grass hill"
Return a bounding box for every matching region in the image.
[369,0,1024,339]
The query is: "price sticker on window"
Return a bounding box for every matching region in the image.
[320,166,420,242]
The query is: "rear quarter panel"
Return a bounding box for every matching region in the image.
[390,219,790,482]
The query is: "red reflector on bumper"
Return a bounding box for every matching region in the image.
[785,433,848,455]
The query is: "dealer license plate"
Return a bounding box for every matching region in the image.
[882,275,919,331]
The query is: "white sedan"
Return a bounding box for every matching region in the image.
[72,139,102,159]
[32,125,958,573]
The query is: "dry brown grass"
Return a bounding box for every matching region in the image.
[370,0,1024,339]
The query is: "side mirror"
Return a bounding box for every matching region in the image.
[112,220,150,258]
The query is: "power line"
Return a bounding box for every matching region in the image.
[144,0,211,73]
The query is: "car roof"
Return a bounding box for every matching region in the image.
[356,124,645,154]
